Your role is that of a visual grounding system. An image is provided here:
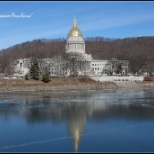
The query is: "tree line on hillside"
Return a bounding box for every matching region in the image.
[0,37,153,75]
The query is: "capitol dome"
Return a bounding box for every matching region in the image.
[66,17,92,62]
[68,18,82,37]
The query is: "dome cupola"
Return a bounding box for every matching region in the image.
[68,17,82,37]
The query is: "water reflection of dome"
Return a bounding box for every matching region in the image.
[65,103,86,152]
[73,128,80,152]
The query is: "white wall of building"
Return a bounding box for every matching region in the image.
[91,60,109,75]
[91,76,144,82]
[14,59,30,77]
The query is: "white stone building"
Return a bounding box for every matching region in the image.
[65,18,129,77]
[13,18,129,78]
[13,58,30,78]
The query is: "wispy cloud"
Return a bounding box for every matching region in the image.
[80,11,154,32]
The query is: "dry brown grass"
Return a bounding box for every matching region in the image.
[12,77,98,85]
[144,77,154,81]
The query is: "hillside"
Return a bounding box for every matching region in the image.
[0,36,154,74]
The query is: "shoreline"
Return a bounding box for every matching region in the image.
[0,78,154,93]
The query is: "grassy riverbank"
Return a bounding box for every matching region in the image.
[0,77,154,93]
[0,78,118,92]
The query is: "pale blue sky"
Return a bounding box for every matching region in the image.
[0,1,154,50]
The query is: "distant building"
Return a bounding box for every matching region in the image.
[13,18,129,78]
[13,59,30,78]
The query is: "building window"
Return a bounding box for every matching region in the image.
[20,63,22,68]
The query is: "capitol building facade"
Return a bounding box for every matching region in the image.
[13,18,129,79]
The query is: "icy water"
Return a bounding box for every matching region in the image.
[0,88,154,152]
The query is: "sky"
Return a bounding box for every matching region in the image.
[0,1,154,50]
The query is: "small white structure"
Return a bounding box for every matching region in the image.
[13,59,30,78]
[91,76,144,82]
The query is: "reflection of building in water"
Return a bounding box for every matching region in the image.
[65,103,87,152]
[11,90,150,151]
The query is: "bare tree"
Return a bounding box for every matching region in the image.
[63,52,91,77]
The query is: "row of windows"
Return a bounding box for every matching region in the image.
[92,68,100,71]
[92,71,102,75]
[92,64,105,66]
[68,43,84,46]
[68,43,84,49]
[92,63,112,67]
[92,71,108,75]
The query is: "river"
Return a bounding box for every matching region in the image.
[0,88,154,152]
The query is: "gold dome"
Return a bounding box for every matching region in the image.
[68,18,82,37]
